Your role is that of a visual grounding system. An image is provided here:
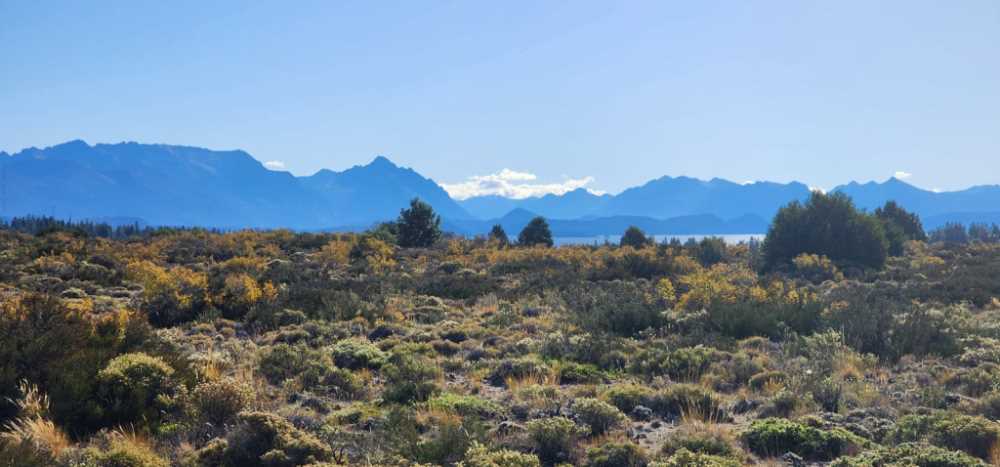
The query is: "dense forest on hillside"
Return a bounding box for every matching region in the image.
[3,196,1000,466]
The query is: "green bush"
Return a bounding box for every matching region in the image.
[651,384,727,421]
[748,370,786,391]
[382,354,442,404]
[975,391,1000,421]
[888,412,1000,461]
[947,364,1000,398]
[192,377,253,426]
[696,292,824,340]
[525,416,586,465]
[427,393,505,420]
[830,442,986,467]
[80,434,170,467]
[660,423,739,458]
[557,362,606,385]
[316,366,366,400]
[385,406,483,466]
[330,338,387,370]
[563,280,664,337]
[757,390,804,418]
[571,398,627,436]
[653,448,741,467]
[0,294,140,433]
[432,339,462,356]
[459,441,540,467]
[272,349,367,400]
[705,351,762,390]
[258,343,312,384]
[604,384,656,414]
[584,441,648,467]
[763,191,888,270]
[487,357,550,387]
[96,352,176,429]
[630,346,724,381]
[197,411,332,466]
[741,418,866,461]
[792,253,843,283]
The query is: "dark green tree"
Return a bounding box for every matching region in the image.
[969,223,992,242]
[395,198,442,248]
[369,221,399,245]
[763,192,888,270]
[488,224,509,246]
[696,236,727,266]
[930,222,968,245]
[518,216,554,247]
[619,226,649,249]
[875,201,926,255]
[875,201,926,241]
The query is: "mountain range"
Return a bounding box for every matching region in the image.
[0,141,469,230]
[1,140,998,236]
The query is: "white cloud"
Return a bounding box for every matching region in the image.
[494,168,536,182]
[442,169,597,200]
[808,186,826,194]
[894,171,912,180]
[263,160,286,170]
[932,187,942,193]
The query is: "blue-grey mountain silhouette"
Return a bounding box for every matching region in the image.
[3,140,1000,235]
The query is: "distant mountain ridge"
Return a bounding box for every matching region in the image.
[460,177,813,222]
[0,141,464,230]
[832,177,1000,220]
[458,188,611,220]
[2,140,999,234]
[300,156,471,226]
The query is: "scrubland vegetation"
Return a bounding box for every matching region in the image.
[3,195,1000,466]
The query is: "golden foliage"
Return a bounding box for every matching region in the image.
[127,260,209,310]
[677,263,815,311]
[318,238,353,264]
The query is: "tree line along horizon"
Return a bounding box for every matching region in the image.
[335,192,995,272]
[2,191,998,272]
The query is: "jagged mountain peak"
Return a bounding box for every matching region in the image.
[499,208,539,222]
[368,155,398,168]
[298,154,472,224]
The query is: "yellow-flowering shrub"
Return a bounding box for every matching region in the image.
[675,264,820,338]
[127,260,209,326]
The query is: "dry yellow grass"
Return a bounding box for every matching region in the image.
[0,416,71,459]
[505,370,559,393]
[0,381,70,463]
[680,398,729,425]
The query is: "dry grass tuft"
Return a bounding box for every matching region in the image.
[1,416,71,458]
[0,381,71,464]
[680,394,729,425]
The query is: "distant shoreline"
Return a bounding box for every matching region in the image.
[554,233,763,246]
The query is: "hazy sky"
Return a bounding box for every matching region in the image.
[2,1,999,196]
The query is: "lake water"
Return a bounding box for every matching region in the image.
[554,233,763,246]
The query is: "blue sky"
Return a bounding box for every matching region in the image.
[2,1,999,196]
